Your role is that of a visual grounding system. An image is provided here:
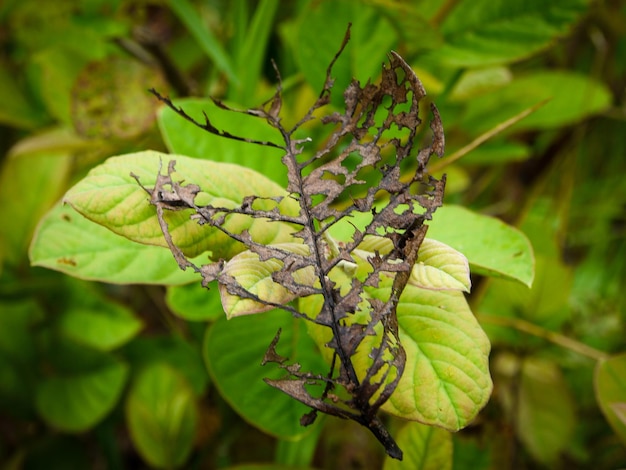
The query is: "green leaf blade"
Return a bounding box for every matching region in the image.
[427,205,534,287]
[595,353,626,445]
[30,203,201,285]
[383,422,452,470]
[157,99,286,185]
[437,0,589,66]
[126,363,198,469]
[35,355,128,432]
[204,310,328,440]
[461,72,612,135]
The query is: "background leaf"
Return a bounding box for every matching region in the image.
[436,0,589,66]
[517,357,577,464]
[126,362,198,469]
[35,351,128,432]
[427,205,534,287]
[292,0,397,107]
[56,295,143,352]
[166,282,225,322]
[460,72,612,134]
[383,422,452,470]
[0,152,71,265]
[595,354,626,445]
[204,309,327,439]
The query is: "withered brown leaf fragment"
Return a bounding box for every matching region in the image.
[141,25,445,461]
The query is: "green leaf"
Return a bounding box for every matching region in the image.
[124,336,209,397]
[63,151,299,259]
[427,205,534,287]
[436,0,589,66]
[517,357,576,464]
[30,203,202,285]
[126,363,198,469]
[35,353,128,432]
[30,46,101,124]
[230,0,279,106]
[157,99,286,185]
[167,0,237,83]
[166,282,224,322]
[383,422,452,470]
[0,300,43,363]
[204,309,327,439]
[0,300,43,417]
[461,72,612,135]
[595,353,626,445]
[57,300,143,352]
[0,151,71,265]
[219,243,315,318]
[0,64,47,129]
[293,0,397,107]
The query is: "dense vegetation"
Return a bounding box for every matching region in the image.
[1,1,625,469]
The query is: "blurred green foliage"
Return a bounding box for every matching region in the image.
[1,0,625,468]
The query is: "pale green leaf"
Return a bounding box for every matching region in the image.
[204,309,327,439]
[63,151,299,259]
[30,203,203,285]
[36,354,128,432]
[383,422,452,470]
[380,287,492,429]
[437,0,589,66]
[595,353,626,445]
[517,357,576,464]
[126,363,197,469]
[353,236,471,292]
[409,238,471,292]
[219,243,314,318]
[427,205,534,287]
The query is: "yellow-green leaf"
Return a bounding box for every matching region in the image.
[63,150,299,259]
[219,243,315,318]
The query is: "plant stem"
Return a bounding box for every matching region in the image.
[477,313,609,361]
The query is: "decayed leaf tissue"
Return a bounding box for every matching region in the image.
[133,27,445,460]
